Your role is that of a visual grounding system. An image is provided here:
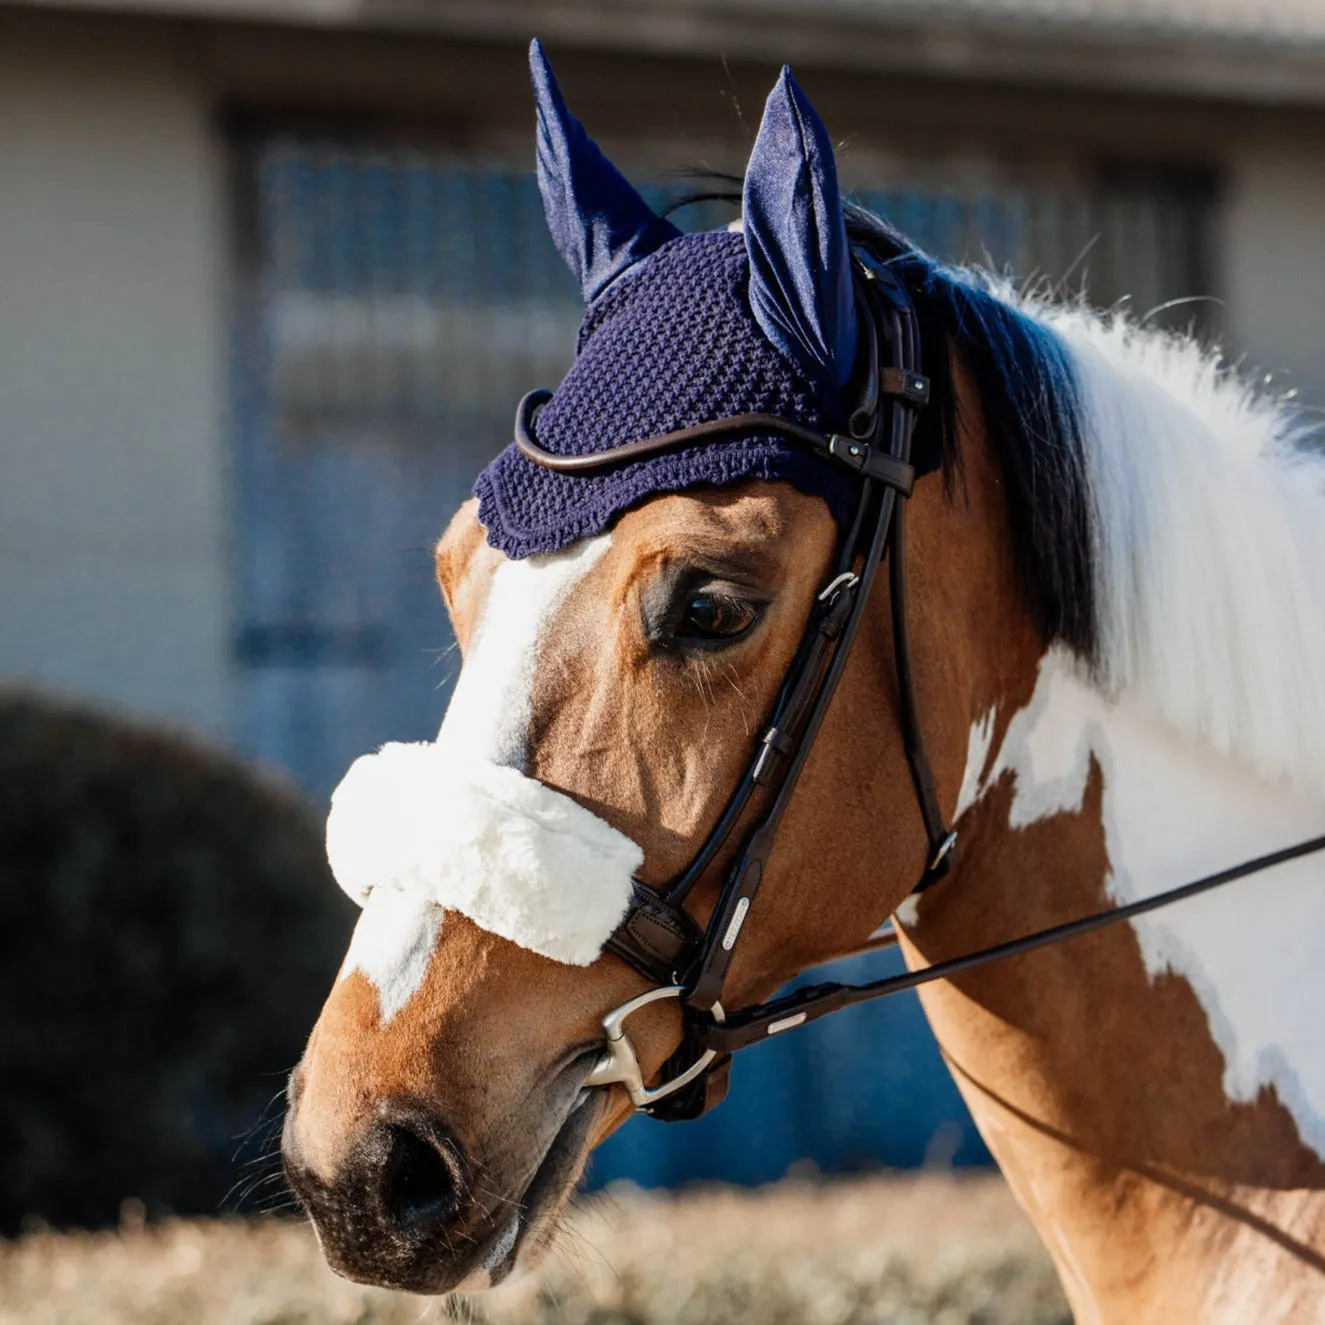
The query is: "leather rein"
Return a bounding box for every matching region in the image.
[511,253,1325,1123]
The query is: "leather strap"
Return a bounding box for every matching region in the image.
[604,882,704,985]
[696,830,1325,1056]
[515,390,917,497]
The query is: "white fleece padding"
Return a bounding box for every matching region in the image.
[326,740,643,967]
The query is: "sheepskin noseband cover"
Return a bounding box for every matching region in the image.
[326,741,643,967]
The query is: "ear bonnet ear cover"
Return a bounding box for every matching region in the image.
[474,46,861,560]
[530,39,682,304]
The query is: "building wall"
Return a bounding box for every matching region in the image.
[0,18,233,736]
[0,12,1321,754]
[1224,129,1325,413]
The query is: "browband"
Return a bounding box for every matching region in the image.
[514,391,921,495]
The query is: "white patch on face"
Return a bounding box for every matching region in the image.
[339,888,444,1025]
[438,536,610,766]
[981,646,1325,1158]
[325,533,641,984]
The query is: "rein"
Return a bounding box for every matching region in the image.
[512,252,1325,1123]
[703,830,1325,1055]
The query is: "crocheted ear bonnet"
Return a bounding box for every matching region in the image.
[475,41,865,560]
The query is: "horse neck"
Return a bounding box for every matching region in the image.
[894,373,1325,1322]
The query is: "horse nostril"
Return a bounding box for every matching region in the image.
[381,1122,462,1235]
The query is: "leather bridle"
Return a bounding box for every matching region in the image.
[512,250,1325,1124]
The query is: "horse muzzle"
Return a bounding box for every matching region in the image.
[281,1062,603,1293]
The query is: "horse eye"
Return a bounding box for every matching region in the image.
[678,593,759,642]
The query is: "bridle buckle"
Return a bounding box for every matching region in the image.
[929,830,959,873]
[817,571,860,604]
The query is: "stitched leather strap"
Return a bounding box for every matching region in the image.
[604,882,703,984]
[515,391,916,497]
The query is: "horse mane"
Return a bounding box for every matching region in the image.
[848,211,1098,663]
[847,208,1325,798]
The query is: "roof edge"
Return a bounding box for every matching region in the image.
[10,0,1325,109]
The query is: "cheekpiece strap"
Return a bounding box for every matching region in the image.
[512,252,954,1124]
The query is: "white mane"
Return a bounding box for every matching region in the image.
[1028,297,1325,799]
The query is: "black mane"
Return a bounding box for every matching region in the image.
[845,208,1098,666]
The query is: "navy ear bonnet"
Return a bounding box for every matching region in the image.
[474,230,859,557]
[474,42,861,560]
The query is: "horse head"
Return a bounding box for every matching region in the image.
[281,37,1325,1322]
[279,44,1007,1291]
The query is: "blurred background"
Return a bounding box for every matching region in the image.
[1,0,1323,1238]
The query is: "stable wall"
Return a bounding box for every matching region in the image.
[1224,131,1325,414]
[0,11,1322,750]
[0,17,232,736]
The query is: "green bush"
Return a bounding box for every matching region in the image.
[0,691,356,1232]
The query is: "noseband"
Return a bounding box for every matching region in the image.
[513,253,1325,1123]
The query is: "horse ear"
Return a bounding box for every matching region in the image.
[743,68,857,390]
[530,39,680,304]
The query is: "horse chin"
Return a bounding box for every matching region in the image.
[459,1086,603,1292]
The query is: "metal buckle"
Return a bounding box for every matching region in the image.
[818,571,860,603]
[584,986,726,1110]
[929,830,959,873]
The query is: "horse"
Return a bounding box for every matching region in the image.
[281,40,1325,1322]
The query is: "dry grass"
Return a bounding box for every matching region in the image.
[0,1173,1068,1325]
